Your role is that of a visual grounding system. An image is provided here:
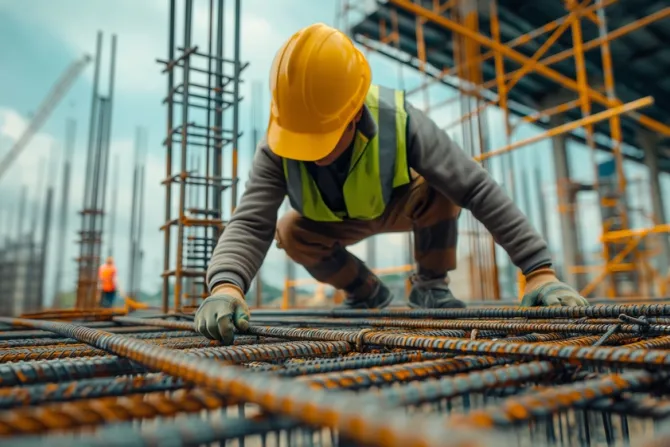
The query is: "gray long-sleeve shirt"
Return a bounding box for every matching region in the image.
[207,103,552,293]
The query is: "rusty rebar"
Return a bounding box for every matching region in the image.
[0,356,144,387]
[251,317,670,335]
[0,387,237,435]
[113,316,195,330]
[0,316,489,447]
[303,355,505,390]
[185,340,353,362]
[6,413,298,447]
[379,360,557,407]
[3,306,670,447]
[0,373,186,409]
[0,325,183,340]
[270,350,448,377]
[111,312,668,336]
[250,304,670,319]
[0,330,197,348]
[0,337,280,387]
[0,336,285,362]
[451,370,665,428]
[246,326,670,370]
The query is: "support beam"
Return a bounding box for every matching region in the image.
[550,115,581,289]
[38,187,54,311]
[639,130,670,278]
[367,236,376,270]
[386,0,670,138]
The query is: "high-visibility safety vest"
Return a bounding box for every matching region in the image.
[282,84,411,222]
[98,264,117,292]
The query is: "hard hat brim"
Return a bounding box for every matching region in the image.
[267,114,347,162]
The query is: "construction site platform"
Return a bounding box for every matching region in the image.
[2,304,670,446]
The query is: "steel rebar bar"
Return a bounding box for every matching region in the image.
[0,316,490,447]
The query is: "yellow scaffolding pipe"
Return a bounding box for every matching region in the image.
[389,0,670,137]
[475,96,654,162]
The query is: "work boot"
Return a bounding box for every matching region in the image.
[408,274,466,309]
[338,280,394,310]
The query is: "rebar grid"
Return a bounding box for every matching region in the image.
[3,306,670,446]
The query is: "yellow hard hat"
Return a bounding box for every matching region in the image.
[267,23,372,162]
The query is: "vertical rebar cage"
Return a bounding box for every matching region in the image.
[160,0,247,313]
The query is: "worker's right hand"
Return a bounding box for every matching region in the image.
[194,284,250,345]
[520,267,589,307]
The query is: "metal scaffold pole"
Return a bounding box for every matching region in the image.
[250,80,263,308]
[53,119,76,306]
[107,154,119,258]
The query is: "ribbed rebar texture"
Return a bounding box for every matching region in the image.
[2,303,670,446]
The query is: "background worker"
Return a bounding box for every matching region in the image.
[98,256,118,308]
[195,23,589,344]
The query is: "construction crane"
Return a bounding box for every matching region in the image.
[0,54,92,181]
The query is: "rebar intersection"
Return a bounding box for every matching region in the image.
[3,305,670,446]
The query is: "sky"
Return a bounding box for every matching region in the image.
[1,0,668,305]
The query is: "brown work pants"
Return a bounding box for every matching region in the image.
[275,175,461,298]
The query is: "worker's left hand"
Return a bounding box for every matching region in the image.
[520,267,589,307]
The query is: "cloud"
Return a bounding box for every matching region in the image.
[0,1,162,94]
[0,0,313,97]
[0,107,31,140]
[0,107,58,190]
[0,106,168,300]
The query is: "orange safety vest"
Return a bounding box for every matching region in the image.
[98,264,117,292]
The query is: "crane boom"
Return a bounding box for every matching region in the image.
[0,54,92,181]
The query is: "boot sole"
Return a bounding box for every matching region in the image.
[338,292,395,310]
[407,300,466,309]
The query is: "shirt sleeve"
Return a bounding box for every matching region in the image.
[405,102,552,274]
[206,140,287,293]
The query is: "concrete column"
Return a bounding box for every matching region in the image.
[639,130,670,276]
[550,115,582,289]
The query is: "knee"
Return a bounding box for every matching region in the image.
[275,210,305,257]
[276,211,333,264]
[428,188,460,220]
[411,182,461,223]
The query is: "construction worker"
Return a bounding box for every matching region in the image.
[98,256,118,308]
[196,23,589,344]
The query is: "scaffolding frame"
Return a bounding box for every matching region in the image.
[339,0,670,300]
[160,0,247,313]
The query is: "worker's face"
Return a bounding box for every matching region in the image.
[314,108,364,167]
[106,257,113,265]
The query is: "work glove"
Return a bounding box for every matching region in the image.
[194,284,250,344]
[520,267,589,307]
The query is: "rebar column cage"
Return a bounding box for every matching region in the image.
[338,0,670,300]
[75,32,117,310]
[0,238,42,315]
[160,0,247,313]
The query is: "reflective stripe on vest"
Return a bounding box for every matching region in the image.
[282,84,411,222]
